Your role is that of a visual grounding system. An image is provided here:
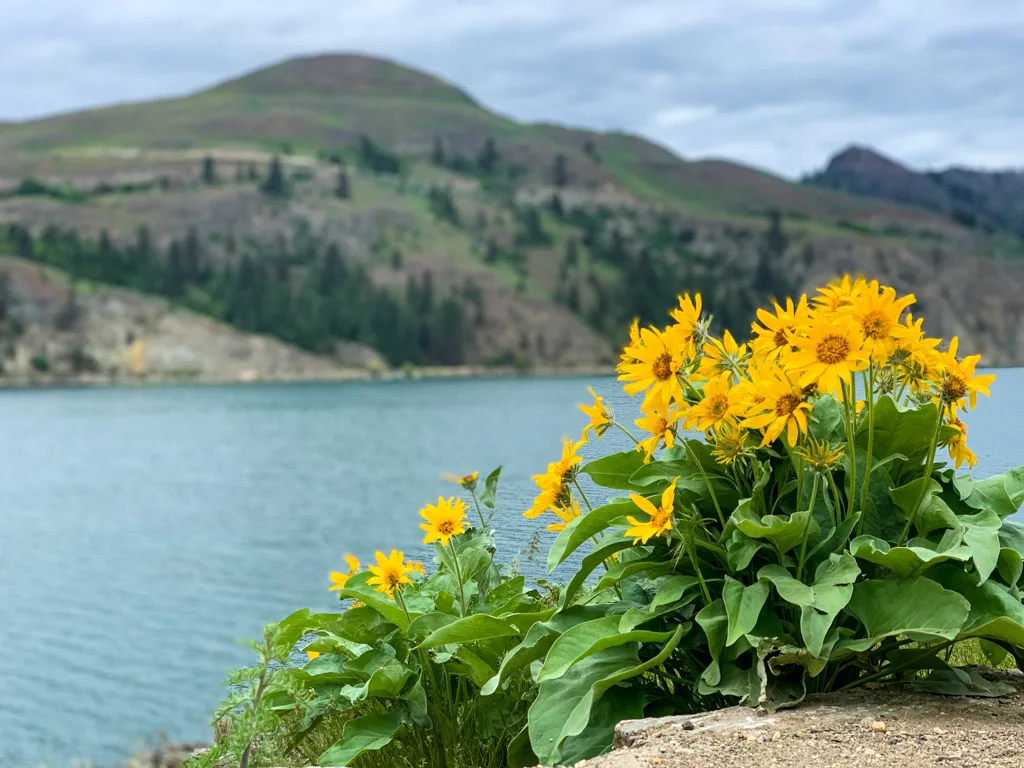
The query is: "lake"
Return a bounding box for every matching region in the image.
[1,371,1022,767]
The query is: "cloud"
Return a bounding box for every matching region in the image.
[1,0,1022,177]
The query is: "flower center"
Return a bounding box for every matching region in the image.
[652,352,673,381]
[386,571,401,588]
[775,393,802,418]
[861,309,891,340]
[651,508,671,530]
[942,372,968,402]
[773,326,791,348]
[438,519,455,535]
[816,334,851,365]
[708,393,729,419]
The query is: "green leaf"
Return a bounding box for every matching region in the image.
[558,536,636,603]
[937,567,1024,648]
[339,572,419,631]
[722,576,770,647]
[809,394,844,444]
[849,533,971,580]
[537,615,677,683]
[696,598,728,686]
[857,397,941,467]
[845,577,970,651]
[909,666,1016,697]
[418,614,519,648]
[733,499,820,554]
[581,450,648,490]
[957,467,1024,519]
[318,709,406,766]
[890,477,959,537]
[452,646,498,686]
[407,612,458,641]
[650,574,700,611]
[548,500,634,571]
[479,466,502,510]
[592,556,671,595]
[726,530,767,572]
[997,520,1024,586]
[960,510,1002,584]
[758,553,859,657]
[507,724,538,768]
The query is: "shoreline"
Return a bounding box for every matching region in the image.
[0,364,618,392]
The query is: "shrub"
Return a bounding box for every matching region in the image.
[197,275,1024,768]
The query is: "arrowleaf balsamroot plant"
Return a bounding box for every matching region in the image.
[195,276,1024,768]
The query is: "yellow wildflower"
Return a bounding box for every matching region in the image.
[579,386,612,442]
[406,560,427,576]
[935,337,996,412]
[946,416,978,470]
[698,330,748,378]
[710,423,752,465]
[442,471,479,490]
[420,496,470,547]
[620,317,643,365]
[813,275,865,313]
[635,400,681,462]
[750,296,812,360]
[626,478,678,545]
[618,324,686,409]
[525,439,583,518]
[683,372,746,433]
[329,554,361,592]
[548,496,584,533]
[793,434,845,473]
[366,550,413,597]
[668,293,704,358]
[848,281,916,361]
[740,363,812,447]
[785,313,869,395]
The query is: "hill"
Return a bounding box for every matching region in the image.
[0,53,1022,375]
[805,145,1024,239]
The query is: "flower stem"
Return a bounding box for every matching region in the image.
[688,443,726,529]
[614,421,640,444]
[842,379,857,519]
[896,406,945,546]
[796,473,820,582]
[448,541,469,617]
[858,366,876,533]
[827,471,844,529]
[469,488,487,529]
[573,478,594,512]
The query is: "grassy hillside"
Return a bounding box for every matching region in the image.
[0,53,1022,371]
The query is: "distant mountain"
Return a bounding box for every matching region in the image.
[0,53,1022,374]
[805,145,1024,238]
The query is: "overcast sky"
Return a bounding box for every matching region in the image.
[2,0,1022,178]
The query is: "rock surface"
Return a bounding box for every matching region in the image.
[567,670,1024,768]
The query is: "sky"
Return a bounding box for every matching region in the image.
[2,0,1023,178]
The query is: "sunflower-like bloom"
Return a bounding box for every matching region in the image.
[683,372,746,433]
[740,363,812,447]
[525,439,583,518]
[579,386,612,442]
[420,496,470,547]
[793,433,845,474]
[329,554,361,592]
[946,416,978,470]
[635,400,681,462]
[367,550,413,597]
[710,423,752,465]
[890,314,941,390]
[442,471,479,491]
[698,330,748,379]
[406,560,428,576]
[750,296,813,360]
[934,337,996,412]
[848,281,916,361]
[813,275,865,313]
[668,293,704,359]
[785,313,869,395]
[618,325,686,408]
[547,496,583,533]
[620,318,643,366]
[626,478,678,545]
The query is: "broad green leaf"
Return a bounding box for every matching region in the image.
[809,394,844,444]
[548,500,634,571]
[418,614,519,648]
[722,576,769,647]
[957,467,1024,519]
[909,666,1016,697]
[726,530,767,572]
[452,646,498,686]
[479,465,502,510]
[998,520,1024,587]
[507,723,538,768]
[557,686,645,766]
[627,460,709,495]
[856,460,904,541]
[857,397,941,467]
[890,477,959,537]
[481,605,613,695]
[650,574,700,611]
[339,572,419,631]
[849,533,971,580]
[938,567,1024,648]
[845,577,970,650]
[733,499,820,554]
[758,553,859,657]
[558,535,636,604]
[696,598,728,686]
[960,510,1002,584]
[319,709,406,766]
[537,614,676,682]
[581,450,647,490]
[592,556,671,595]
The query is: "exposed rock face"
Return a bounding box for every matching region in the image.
[0,256,369,384]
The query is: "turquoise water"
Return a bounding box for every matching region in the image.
[0,372,1022,767]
